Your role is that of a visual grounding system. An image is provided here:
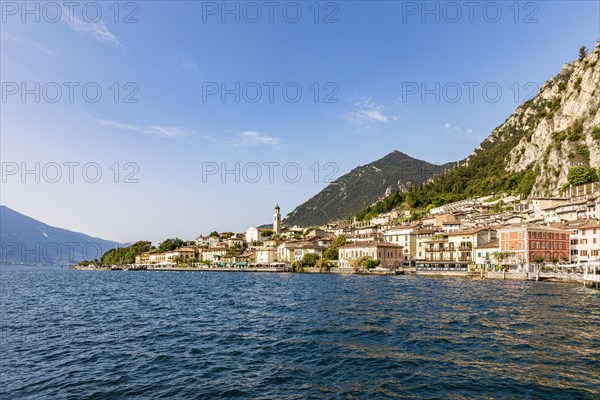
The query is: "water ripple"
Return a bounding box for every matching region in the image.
[1,266,599,399]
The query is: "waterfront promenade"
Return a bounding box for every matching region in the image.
[71,264,600,285]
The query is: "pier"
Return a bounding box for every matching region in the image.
[583,263,600,288]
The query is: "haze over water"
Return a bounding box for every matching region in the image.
[1,266,599,399]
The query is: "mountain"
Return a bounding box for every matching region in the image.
[350,42,600,216]
[503,43,600,196]
[0,205,125,265]
[284,151,452,226]
[419,42,600,201]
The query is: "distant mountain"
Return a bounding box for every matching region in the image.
[0,205,125,265]
[284,151,452,227]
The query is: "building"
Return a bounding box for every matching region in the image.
[497,224,570,272]
[245,226,271,243]
[415,228,439,260]
[576,222,600,263]
[273,204,281,235]
[428,199,478,215]
[474,239,500,271]
[164,247,197,262]
[422,213,457,227]
[383,225,418,264]
[419,228,497,270]
[202,246,228,262]
[276,242,325,263]
[256,247,277,264]
[338,241,403,269]
[135,252,151,264]
[194,235,211,247]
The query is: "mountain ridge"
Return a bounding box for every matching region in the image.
[284,150,453,226]
[0,205,126,265]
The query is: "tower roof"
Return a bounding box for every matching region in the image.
[275,204,280,210]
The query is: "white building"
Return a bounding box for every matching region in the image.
[338,241,403,269]
[383,225,418,262]
[245,226,269,243]
[256,247,277,263]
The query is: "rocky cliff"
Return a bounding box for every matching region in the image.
[486,42,600,196]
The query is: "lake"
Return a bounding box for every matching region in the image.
[1,266,599,399]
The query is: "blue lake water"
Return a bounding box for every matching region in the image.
[1,266,599,399]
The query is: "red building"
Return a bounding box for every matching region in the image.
[497,224,570,272]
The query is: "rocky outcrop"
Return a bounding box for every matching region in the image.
[488,42,600,196]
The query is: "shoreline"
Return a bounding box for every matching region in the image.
[69,265,599,286]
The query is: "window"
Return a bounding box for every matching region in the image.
[518,232,522,238]
[518,243,522,251]
[505,243,509,251]
[531,242,534,249]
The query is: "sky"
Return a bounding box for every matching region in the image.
[1,0,599,244]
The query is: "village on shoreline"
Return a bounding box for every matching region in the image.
[73,182,600,288]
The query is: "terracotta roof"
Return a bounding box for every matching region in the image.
[477,239,499,249]
[447,227,496,236]
[499,224,569,232]
[340,241,402,249]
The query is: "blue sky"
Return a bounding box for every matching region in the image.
[1,0,599,244]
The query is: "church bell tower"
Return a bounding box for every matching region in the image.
[273,204,281,235]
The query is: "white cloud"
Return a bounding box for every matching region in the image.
[342,96,397,130]
[1,32,55,55]
[65,17,124,50]
[28,40,55,55]
[181,59,199,72]
[443,122,483,142]
[90,118,280,145]
[232,131,281,147]
[88,117,196,139]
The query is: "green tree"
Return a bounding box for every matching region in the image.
[209,231,220,237]
[293,253,321,272]
[261,229,274,238]
[533,255,545,264]
[300,253,320,268]
[579,45,588,61]
[352,256,380,271]
[157,238,185,252]
[323,235,347,260]
[567,166,598,186]
[315,259,333,272]
[226,243,244,257]
[100,241,152,265]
